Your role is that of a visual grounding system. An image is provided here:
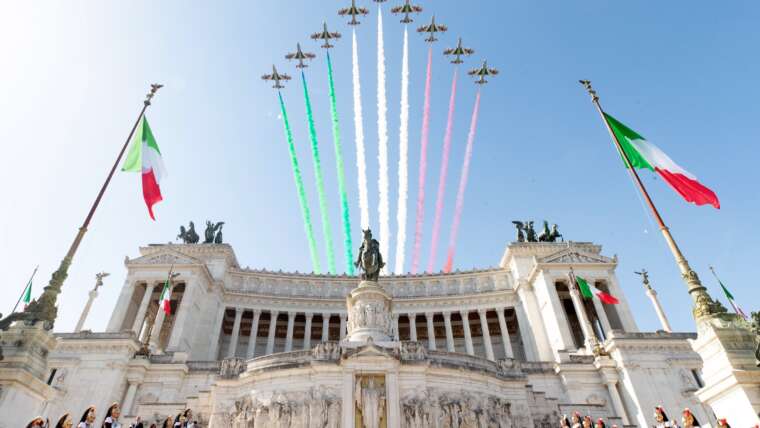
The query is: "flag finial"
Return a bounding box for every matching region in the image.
[145,83,163,106]
[579,80,598,102]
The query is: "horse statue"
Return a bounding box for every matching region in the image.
[355,229,385,282]
[511,221,525,242]
[538,221,552,242]
[550,224,563,242]
[524,221,537,242]
[204,221,225,244]
[177,221,200,244]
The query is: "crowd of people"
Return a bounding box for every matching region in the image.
[25,405,198,428]
[558,405,736,428]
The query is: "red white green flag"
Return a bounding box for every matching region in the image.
[122,115,166,220]
[576,276,619,304]
[22,278,32,310]
[159,279,171,315]
[717,278,747,320]
[604,113,720,209]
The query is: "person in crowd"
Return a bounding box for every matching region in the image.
[560,414,572,427]
[78,406,97,428]
[160,416,173,428]
[26,417,48,428]
[654,405,677,427]
[571,411,582,428]
[56,413,73,428]
[716,419,731,428]
[102,403,122,428]
[132,416,144,428]
[595,418,607,428]
[182,410,195,428]
[681,408,701,428]
[582,416,593,428]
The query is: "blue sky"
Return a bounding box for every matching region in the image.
[1,1,757,334]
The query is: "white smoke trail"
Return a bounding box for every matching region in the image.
[394,27,409,275]
[377,8,390,271]
[352,29,370,230]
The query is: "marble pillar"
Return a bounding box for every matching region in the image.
[461,311,474,356]
[321,314,331,342]
[443,312,455,352]
[478,309,495,361]
[228,308,243,358]
[285,312,296,352]
[495,308,514,359]
[303,313,313,350]
[131,284,154,337]
[266,311,279,355]
[247,310,261,358]
[409,314,418,341]
[339,314,347,340]
[425,313,436,350]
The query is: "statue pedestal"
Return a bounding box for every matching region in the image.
[0,321,57,427]
[691,315,760,424]
[344,281,393,345]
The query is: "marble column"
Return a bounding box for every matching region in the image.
[247,310,261,358]
[131,284,154,336]
[285,312,296,352]
[606,381,630,425]
[392,314,400,341]
[209,305,227,360]
[386,372,401,427]
[460,311,474,355]
[341,372,355,428]
[303,313,313,350]
[75,289,99,332]
[122,381,139,416]
[266,311,279,355]
[478,309,495,361]
[646,287,672,332]
[409,314,418,341]
[568,282,597,353]
[106,280,136,332]
[321,313,331,342]
[443,312,455,352]
[514,303,538,361]
[228,308,243,358]
[495,308,514,359]
[425,313,436,351]
[148,283,173,351]
[339,314,347,340]
[591,294,613,338]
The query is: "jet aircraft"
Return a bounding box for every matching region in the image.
[443,37,474,64]
[468,60,499,85]
[261,65,291,89]
[285,43,316,69]
[338,0,369,25]
[311,22,342,49]
[417,15,447,43]
[390,0,422,23]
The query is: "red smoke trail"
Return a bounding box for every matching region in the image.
[444,90,481,273]
[411,46,433,274]
[427,67,458,273]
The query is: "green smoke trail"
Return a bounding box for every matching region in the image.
[326,51,355,275]
[278,91,321,274]
[301,71,337,274]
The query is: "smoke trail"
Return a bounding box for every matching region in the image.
[411,46,433,274]
[278,92,321,274]
[376,8,390,271]
[326,51,355,275]
[393,27,410,275]
[352,29,370,230]
[427,67,459,273]
[301,71,336,274]
[444,90,482,273]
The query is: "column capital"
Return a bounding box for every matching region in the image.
[252,309,262,316]
[442,311,452,319]
[339,313,346,320]
[408,312,417,318]
[287,311,297,318]
[270,310,280,316]
[477,308,488,316]
[392,313,400,320]
[459,310,470,318]
[304,312,314,319]
[425,312,435,319]
[322,312,332,319]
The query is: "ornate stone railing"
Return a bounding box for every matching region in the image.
[55,331,137,341]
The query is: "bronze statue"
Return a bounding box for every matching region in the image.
[524,221,536,242]
[550,224,563,242]
[177,221,200,244]
[214,223,224,244]
[511,221,525,242]
[204,221,225,244]
[538,221,552,242]
[355,229,385,281]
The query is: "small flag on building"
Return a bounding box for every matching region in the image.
[122,115,166,220]
[603,113,720,209]
[576,276,619,304]
[159,278,172,315]
[22,278,33,310]
[710,267,747,320]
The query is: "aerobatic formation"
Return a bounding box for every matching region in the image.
[263,0,498,275]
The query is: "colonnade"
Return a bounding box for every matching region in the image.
[215,307,526,362]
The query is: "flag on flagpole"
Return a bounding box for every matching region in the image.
[576,275,619,304]
[122,115,166,220]
[159,278,171,315]
[22,279,33,310]
[603,113,720,209]
[716,277,747,320]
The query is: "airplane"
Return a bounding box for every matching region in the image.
[417,15,447,43]
[285,43,316,69]
[311,22,342,49]
[468,60,499,85]
[261,65,291,89]
[390,0,422,23]
[443,37,474,64]
[338,0,369,26]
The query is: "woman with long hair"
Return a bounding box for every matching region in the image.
[102,403,121,428]
[26,417,47,428]
[78,406,97,428]
[55,413,73,428]
[681,408,701,428]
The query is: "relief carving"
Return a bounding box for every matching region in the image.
[228,388,340,428]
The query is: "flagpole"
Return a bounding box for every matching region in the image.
[579,80,723,321]
[10,265,39,315]
[0,84,163,330]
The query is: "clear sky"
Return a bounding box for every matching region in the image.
[1,1,757,335]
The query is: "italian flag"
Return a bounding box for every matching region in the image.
[576,276,619,304]
[717,279,747,320]
[159,279,172,315]
[604,113,720,209]
[22,279,32,310]
[122,115,166,220]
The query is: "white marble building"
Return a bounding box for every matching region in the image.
[19,241,720,427]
